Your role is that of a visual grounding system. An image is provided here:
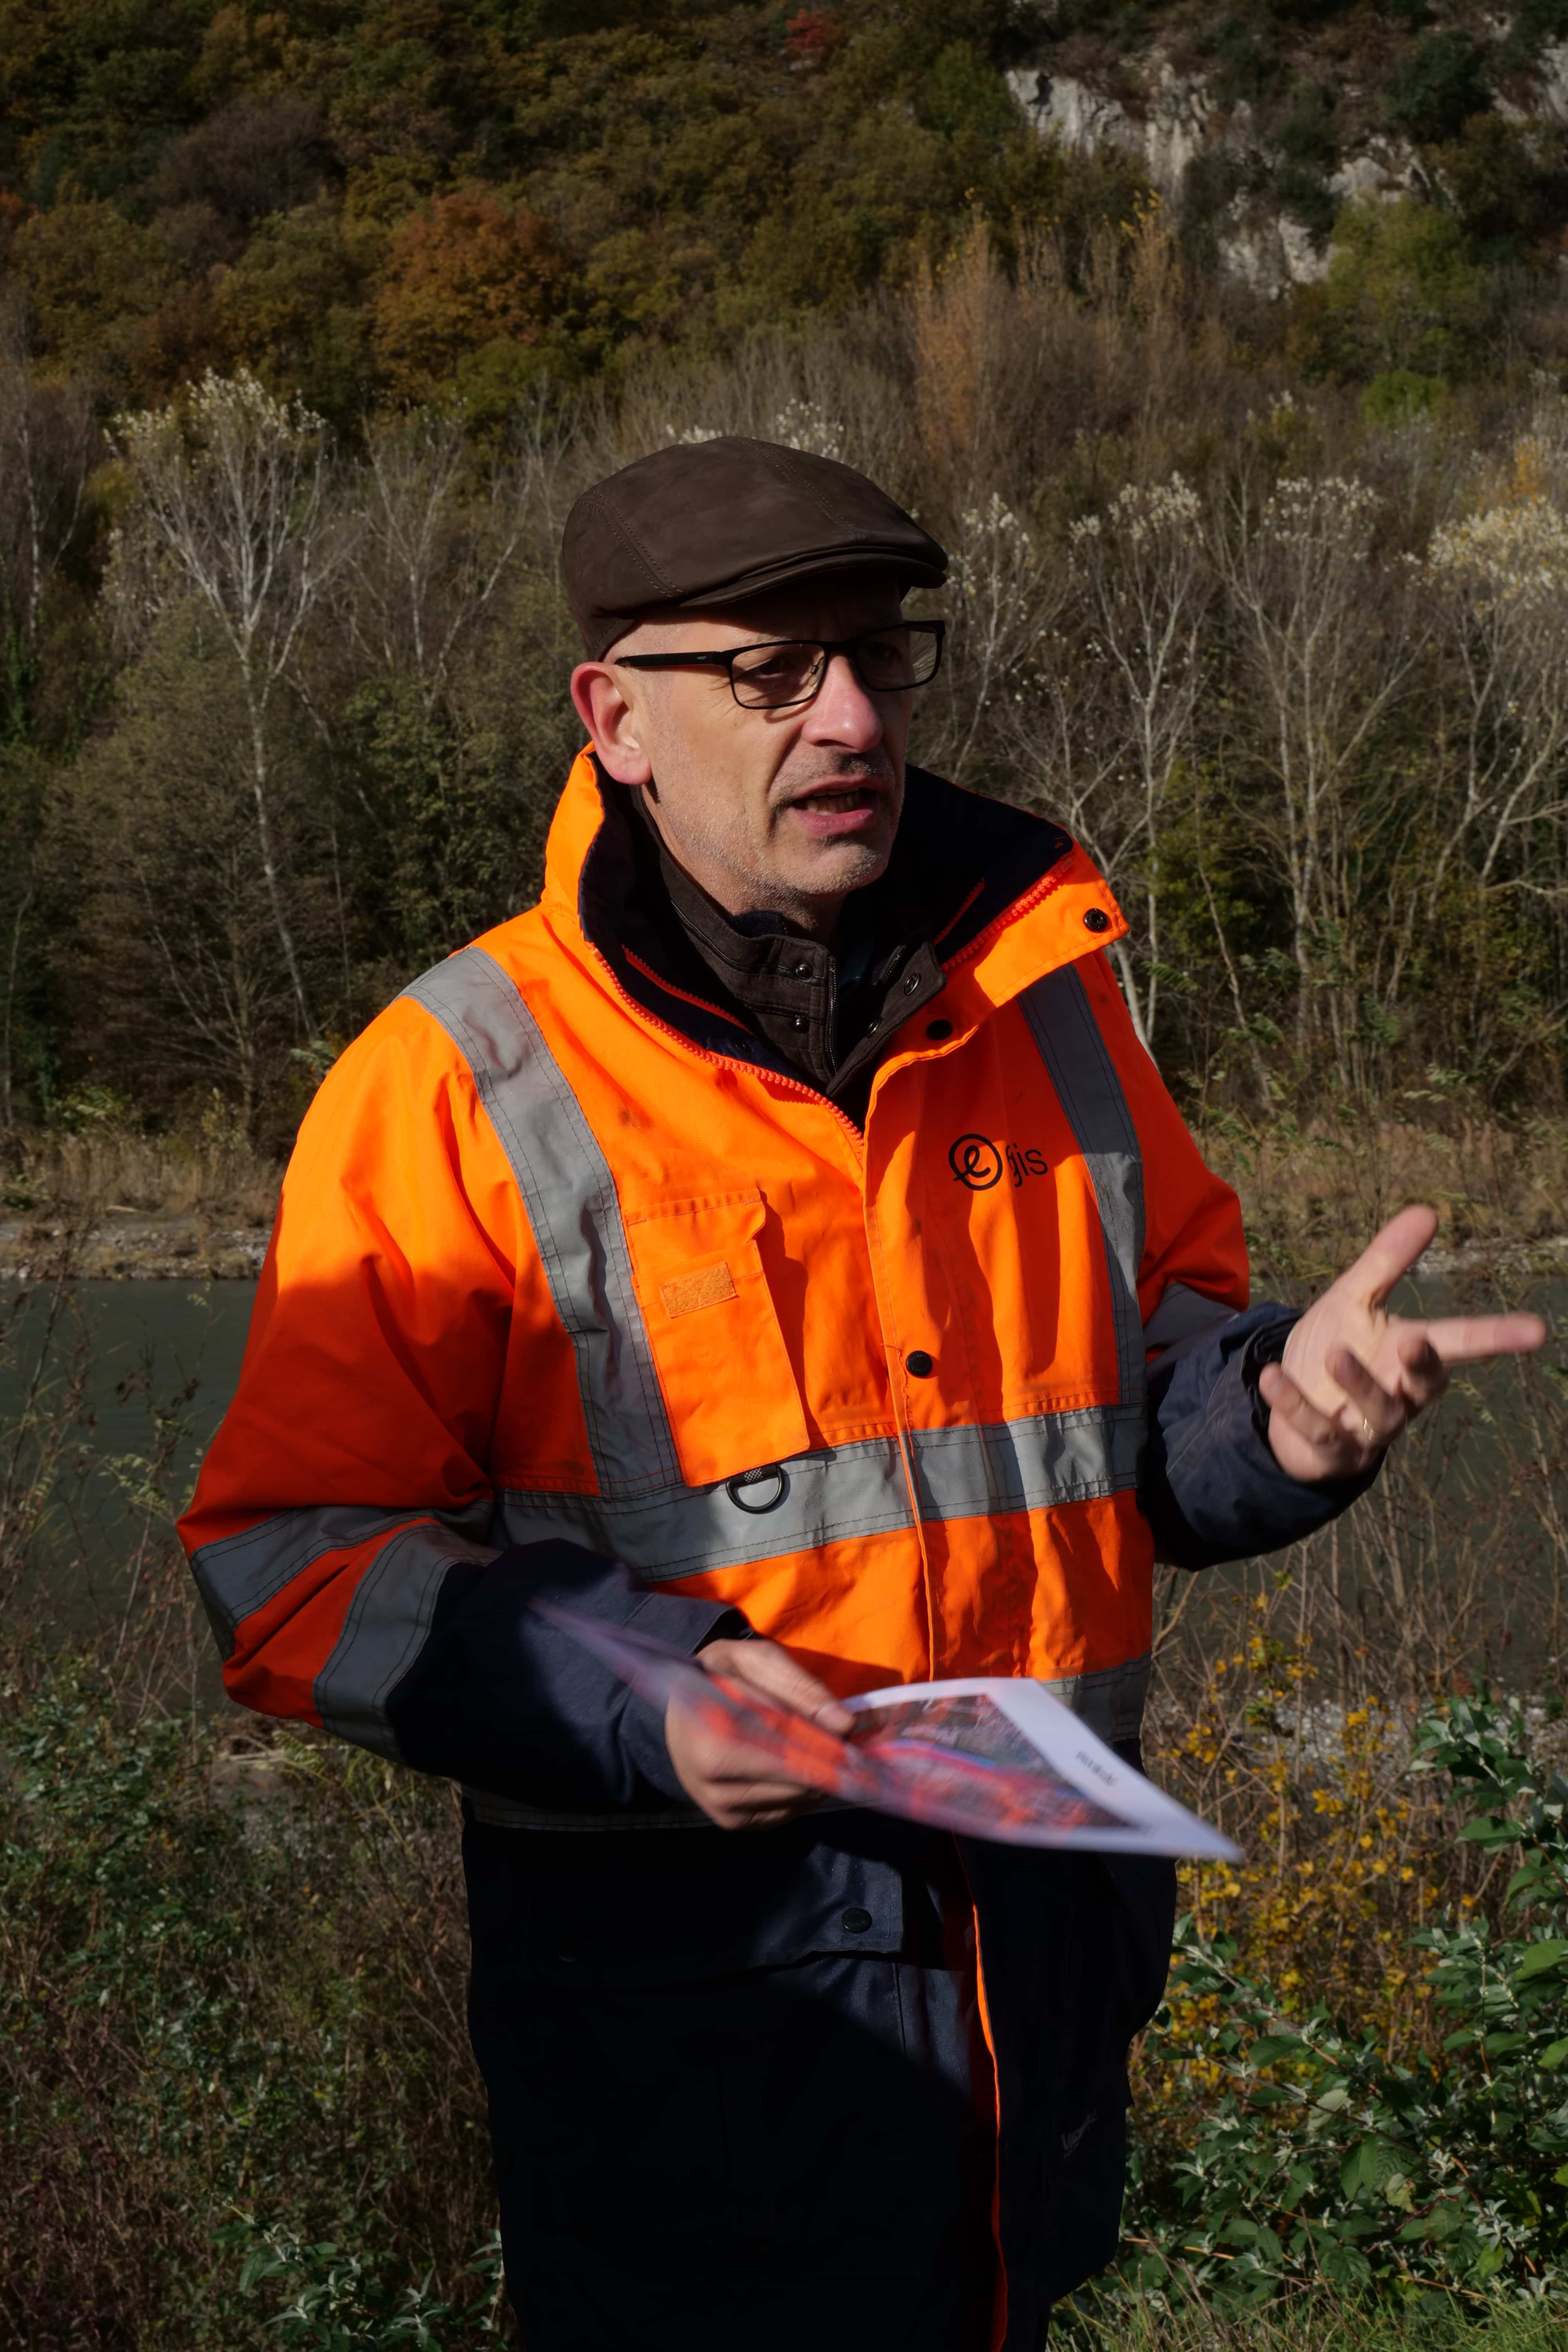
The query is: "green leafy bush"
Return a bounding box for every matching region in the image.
[1386,34,1490,146]
[1119,1693,1568,2311]
[1360,369,1446,430]
[222,2221,506,2350]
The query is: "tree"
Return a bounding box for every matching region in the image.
[1308,199,1487,381]
[341,405,546,710]
[370,192,562,404]
[1220,473,1423,1081]
[111,369,349,1041]
[1060,475,1212,1049]
[70,615,315,1129]
[0,294,96,732]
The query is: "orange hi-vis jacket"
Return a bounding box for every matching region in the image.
[181,751,1250,1769]
[180,753,1363,2344]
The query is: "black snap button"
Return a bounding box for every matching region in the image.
[926,1018,953,1040]
[792,960,810,977]
[866,1018,879,1033]
[557,1949,580,1965]
[1083,907,1111,933]
[902,973,921,994]
[792,1014,807,1030]
[841,1907,873,1935]
[905,1350,935,1378]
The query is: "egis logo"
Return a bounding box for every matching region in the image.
[949,1134,1049,1190]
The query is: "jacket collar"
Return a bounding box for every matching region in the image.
[539,748,1123,1067]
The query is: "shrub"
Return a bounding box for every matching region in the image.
[1360,369,1446,429]
[0,1664,498,2348]
[1386,34,1491,146]
[1116,1692,1568,2311]
[1305,198,1487,378]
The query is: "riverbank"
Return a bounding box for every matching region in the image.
[1,1119,278,1280]
[0,1209,270,1281]
[7,1108,1568,1287]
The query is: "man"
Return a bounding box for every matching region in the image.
[180,436,1542,2351]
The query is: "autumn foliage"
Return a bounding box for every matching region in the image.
[372,191,561,403]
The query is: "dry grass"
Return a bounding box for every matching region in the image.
[1062,2295,1568,2350]
[1200,1111,1568,1289]
[2,1116,281,1230]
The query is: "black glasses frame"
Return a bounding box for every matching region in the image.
[613,620,946,710]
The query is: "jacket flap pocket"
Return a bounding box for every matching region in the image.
[624,1189,810,1489]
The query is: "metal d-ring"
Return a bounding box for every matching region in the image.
[726,1464,787,1514]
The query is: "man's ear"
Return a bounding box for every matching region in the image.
[570,662,653,787]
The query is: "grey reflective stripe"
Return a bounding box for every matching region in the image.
[496,1437,911,1577]
[189,1501,488,1660]
[402,947,679,1499]
[315,1523,497,1760]
[1020,965,1147,1408]
[494,1403,1142,1583]
[1142,1280,1239,1353]
[1037,1651,1151,1748]
[912,1406,1144,1525]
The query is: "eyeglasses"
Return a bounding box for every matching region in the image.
[614,621,946,711]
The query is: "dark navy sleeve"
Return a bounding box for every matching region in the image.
[386,1538,746,1811]
[1141,1303,1381,1571]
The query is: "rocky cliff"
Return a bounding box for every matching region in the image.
[1004,5,1568,293]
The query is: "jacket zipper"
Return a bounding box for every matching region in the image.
[584,939,870,1156]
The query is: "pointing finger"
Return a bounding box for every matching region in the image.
[1418,1312,1546,1366]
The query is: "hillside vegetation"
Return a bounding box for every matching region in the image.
[8,5,1568,1161]
[8,8,1568,1173]
[0,0,1063,417]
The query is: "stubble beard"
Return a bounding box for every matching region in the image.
[647,743,903,924]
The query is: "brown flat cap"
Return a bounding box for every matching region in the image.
[563,435,947,659]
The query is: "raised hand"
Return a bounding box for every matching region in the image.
[1260,1203,1546,1484]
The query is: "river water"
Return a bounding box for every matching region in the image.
[1,1280,257,1595]
[4,1272,1564,1675]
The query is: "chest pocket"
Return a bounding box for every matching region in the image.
[623,1188,810,1490]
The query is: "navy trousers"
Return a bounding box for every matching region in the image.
[463,1815,1000,2352]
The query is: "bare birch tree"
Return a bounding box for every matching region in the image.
[1426,470,1568,898]
[1060,475,1212,1047]
[342,403,562,708]
[111,369,348,1039]
[1220,474,1423,1076]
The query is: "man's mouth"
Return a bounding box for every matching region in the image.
[780,779,887,833]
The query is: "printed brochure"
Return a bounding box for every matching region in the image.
[535,1600,1240,1859]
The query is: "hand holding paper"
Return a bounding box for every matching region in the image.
[664,1634,856,1829]
[534,1601,1240,1860]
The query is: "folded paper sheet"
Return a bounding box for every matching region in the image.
[535,1601,1240,1860]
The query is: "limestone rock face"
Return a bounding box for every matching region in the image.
[1004,36,1553,294]
[1006,64,1210,198]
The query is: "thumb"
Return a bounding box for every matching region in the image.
[1344,1203,1439,1305]
[706,1638,854,1733]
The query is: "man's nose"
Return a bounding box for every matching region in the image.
[802,651,884,748]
